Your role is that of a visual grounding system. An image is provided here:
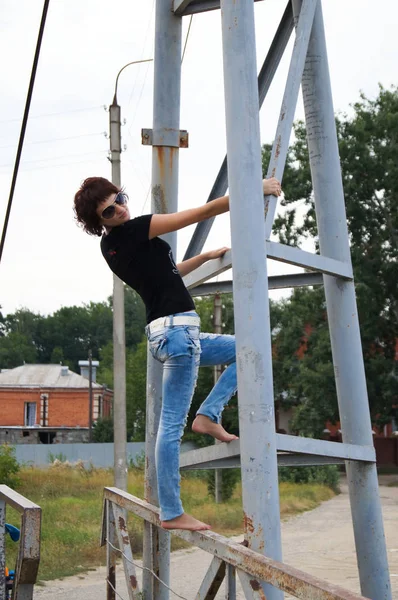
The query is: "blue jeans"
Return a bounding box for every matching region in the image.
[145,311,237,521]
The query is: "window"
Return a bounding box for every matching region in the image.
[40,394,49,426]
[24,402,36,426]
[93,394,103,422]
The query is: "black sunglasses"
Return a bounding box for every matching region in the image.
[101,192,128,220]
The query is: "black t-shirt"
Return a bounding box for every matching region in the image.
[100,215,195,323]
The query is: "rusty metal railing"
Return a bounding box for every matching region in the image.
[101,487,370,600]
[0,485,41,600]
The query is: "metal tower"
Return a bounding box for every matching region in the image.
[127,1,392,598]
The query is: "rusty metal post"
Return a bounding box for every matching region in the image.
[143,0,183,597]
[106,500,117,600]
[219,1,283,599]
[0,499,5,600]
[292,1,392,598]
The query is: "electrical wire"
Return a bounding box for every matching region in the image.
[181,15,193,64]
[0,0,51,264]
[0,150,106,169]
[106,539,189,600]
[0,105,104,125]
[0,131,106,150]
[125,0,156,115]
[2,157,106,174]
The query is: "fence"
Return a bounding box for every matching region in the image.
[101,486,370,600]
[0,485,41,600]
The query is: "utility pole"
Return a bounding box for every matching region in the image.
[109,59,153,492]
[88,349,93,443]
[109,95,127,492]
[213,294,222,503]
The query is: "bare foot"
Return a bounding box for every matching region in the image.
[161,513,212,531]
[192,415,239,442]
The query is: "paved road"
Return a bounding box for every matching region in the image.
[34,480,398,600]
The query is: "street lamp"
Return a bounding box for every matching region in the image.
[109,58,153,491]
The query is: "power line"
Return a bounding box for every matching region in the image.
[0,0,51,264]
[0,131,106,150]
[1,157,106,174]
[181,15,193,64]
[0,150,106,169]
[126,0,156,114]
[0,105,105,125]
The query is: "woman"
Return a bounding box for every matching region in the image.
[73,176,281,531]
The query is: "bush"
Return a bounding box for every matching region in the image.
[206,468,241,501]
[0,444,20,488]
[278,464,340,491]
[92,417,114,442]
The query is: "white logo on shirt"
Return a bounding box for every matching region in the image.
[168,250,179,275]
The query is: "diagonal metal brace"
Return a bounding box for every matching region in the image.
[194,556,226,600]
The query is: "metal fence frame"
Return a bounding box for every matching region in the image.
[101,488,370,600]
[0,485,41,600]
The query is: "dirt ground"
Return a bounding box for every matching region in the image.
[33,477,398,600]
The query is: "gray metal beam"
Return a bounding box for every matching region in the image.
[220,0,283,597]
[183,2,294,259]
[225,565,236,599]
[111,504,140,600]
[190,272,323,296]
[183,243,352,290]
[181,454,346,470]
[179,436,375,470]
[293,1,392,597]
[194,556,225,600]
[143,0,183,596]
[267,241,353,278]
[102,488,369,600]
[174,0,264,18]
[237,570,267,600]
[263,0,318,239]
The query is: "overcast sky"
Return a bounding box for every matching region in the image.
[0,0,396,317]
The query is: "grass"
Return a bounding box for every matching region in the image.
[4,463,336,582]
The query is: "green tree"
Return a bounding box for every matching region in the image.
[123,288,147,349]
[35,302,113,371]
[0,332,37,368]
[126,337,148,441]
[92,417,114,443]
[264,85,398,433]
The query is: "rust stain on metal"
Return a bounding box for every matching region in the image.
[179,132,189,148]
[152,183,167,215]
[275,135,282,159]
[130,575,138,589]
[244,513,255,534]
[250,578,261,590]
[118,515,126,531]
[141,131,151,145]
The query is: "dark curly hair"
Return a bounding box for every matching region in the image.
[74,177,119,236]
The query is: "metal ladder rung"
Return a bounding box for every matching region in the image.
[180,435,375,470]
[183,243,353,290]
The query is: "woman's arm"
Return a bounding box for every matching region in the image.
[148,178,281,240]
[177,247,229,277]
[149,195,229,240]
